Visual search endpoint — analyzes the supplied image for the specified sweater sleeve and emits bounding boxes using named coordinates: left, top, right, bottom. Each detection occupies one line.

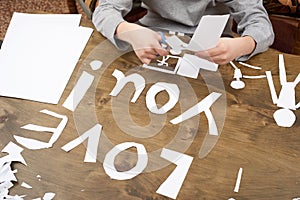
left=92, top=0, right=132, bottom=50
left=221, top=0, right=275, bottom=61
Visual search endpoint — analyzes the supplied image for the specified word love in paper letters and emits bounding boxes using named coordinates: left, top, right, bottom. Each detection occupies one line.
left=13, top=62, right=222, bottom=199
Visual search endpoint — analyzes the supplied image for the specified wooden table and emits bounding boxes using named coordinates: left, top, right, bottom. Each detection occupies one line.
left=0, top=20, right=300, bottom=200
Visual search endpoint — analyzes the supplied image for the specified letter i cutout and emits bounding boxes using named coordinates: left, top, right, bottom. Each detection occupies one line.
left=63, top=60, right=103, bottom=111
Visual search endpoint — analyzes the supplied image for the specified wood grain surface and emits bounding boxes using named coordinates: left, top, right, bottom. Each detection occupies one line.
left=0, top=20, right=299, bottom=200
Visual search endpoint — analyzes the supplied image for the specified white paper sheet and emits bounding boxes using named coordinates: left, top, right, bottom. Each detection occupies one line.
left=187, top=15, right=230, bottom=51
left=21, top=182, right=32, bottom=189
left=0, top=12, right=93, bottom=104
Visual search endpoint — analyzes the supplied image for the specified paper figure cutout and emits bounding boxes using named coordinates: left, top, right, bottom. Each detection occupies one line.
left=234, top=167, right=243, bottom=193
left=156, top=148, right=193, bottom=199
left=63, top=60, right=102, bottom=111
left=143, top=55, right=182, bottom=75
left=265, top=54, right=300, bottom=127
left=229, top=61, right=266, bottom=89
left=110, top=69, right=145, bottom=103
left=103, top=142, right=148, bottom=180
left=14, top=109, right=68, bottom=150
left=170, top=92, right=222, bottom=136
left=229, top=61, right=245, bottom=89
left=146, top=82, right=180, bottom=114
left=61, top=124, right=102, bottom=163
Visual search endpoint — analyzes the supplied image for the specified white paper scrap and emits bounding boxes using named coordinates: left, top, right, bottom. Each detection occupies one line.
left=234, top=167, right=243, bottom=193
left=21, top=182, right=32, bottom=189
left=43, top=192, right=56, bottom=200
left=238, top=62, right=262, bottom=70
left=110, top=69, right=145, bottom=103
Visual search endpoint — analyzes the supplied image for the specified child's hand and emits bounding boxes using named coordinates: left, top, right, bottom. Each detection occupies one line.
left=194, top=36, right=256, bottom=65
left=116, top=22, right=168, bottom=64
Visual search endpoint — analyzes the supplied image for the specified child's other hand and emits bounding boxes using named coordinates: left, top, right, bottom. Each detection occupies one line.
left=116, top=22, right=168, bottom=64
left=194, top=36, right=256, bottom=65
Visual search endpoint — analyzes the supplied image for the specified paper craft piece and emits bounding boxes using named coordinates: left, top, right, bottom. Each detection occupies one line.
left=156, top=148, right=193, bottom=199
left=238, top=62, right=262, bottom=70
left=170, top=92, right=221, bottom=135
left=143, top=56, right=182, bottom=75
left=177, top=54, right=218, bottom=79
left=234, top=168, right=243, bottom=193
left=110, top=69, right=145, bottom=103
left=43, top=192, right=56, bottom=200
left=89, top=60, right=103, bottom=71
left=0, top=142, right=27, bottom=167
left=61, top=124, right=102, bottom=163
left=229, top=61, right=245, bottom=89
left=21, top=182, right=32, bottom=189
left=146, top=82, right=180, bottom=114
left=14, top=109, right=68, bottom=150
left=103, top=142, right=148, bottom=180
left=0, top=142, right=27, bottom=200
left=243, top=75, right=266, bottom=79
left=0, top=12, right=93, bottom=104
left=265, top=54, right=300, bottom=127
left=63, top=71, right=95, bottom=111
left=165, top=35, right=188, bottom=55
left=187, top=15, right=230, bottom=51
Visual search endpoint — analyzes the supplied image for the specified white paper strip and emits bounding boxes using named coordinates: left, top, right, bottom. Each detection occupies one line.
left=21, top=182, right=32, bottom=189
left=238, top=62, right=262, bottom=70
left=234, top=167, right=243, bottom=193
left=278, top=54, right=287, bottom=85
left=265, top=71, right=278, bottom=104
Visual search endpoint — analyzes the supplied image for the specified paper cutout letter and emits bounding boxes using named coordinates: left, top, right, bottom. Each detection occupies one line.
left=63, top=60, right=103, bottom=111
left=61, top=124, right=102, bottom=163
left=156, top=148, right=193, bottom=199
left=265, top=54, right=300, bottom=127
left=146, top=82, right=180, bottom=114
left=14, top=109, right=68, bottom=149
left=110, top=69, right=145, bottom=103
left=103, top=142, right=148, bottom=180
left=170, top=92, right=222, bottom=135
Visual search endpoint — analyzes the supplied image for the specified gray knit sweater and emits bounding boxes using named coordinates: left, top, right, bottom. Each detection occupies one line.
left=92, top=0, right=274, bottom=61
